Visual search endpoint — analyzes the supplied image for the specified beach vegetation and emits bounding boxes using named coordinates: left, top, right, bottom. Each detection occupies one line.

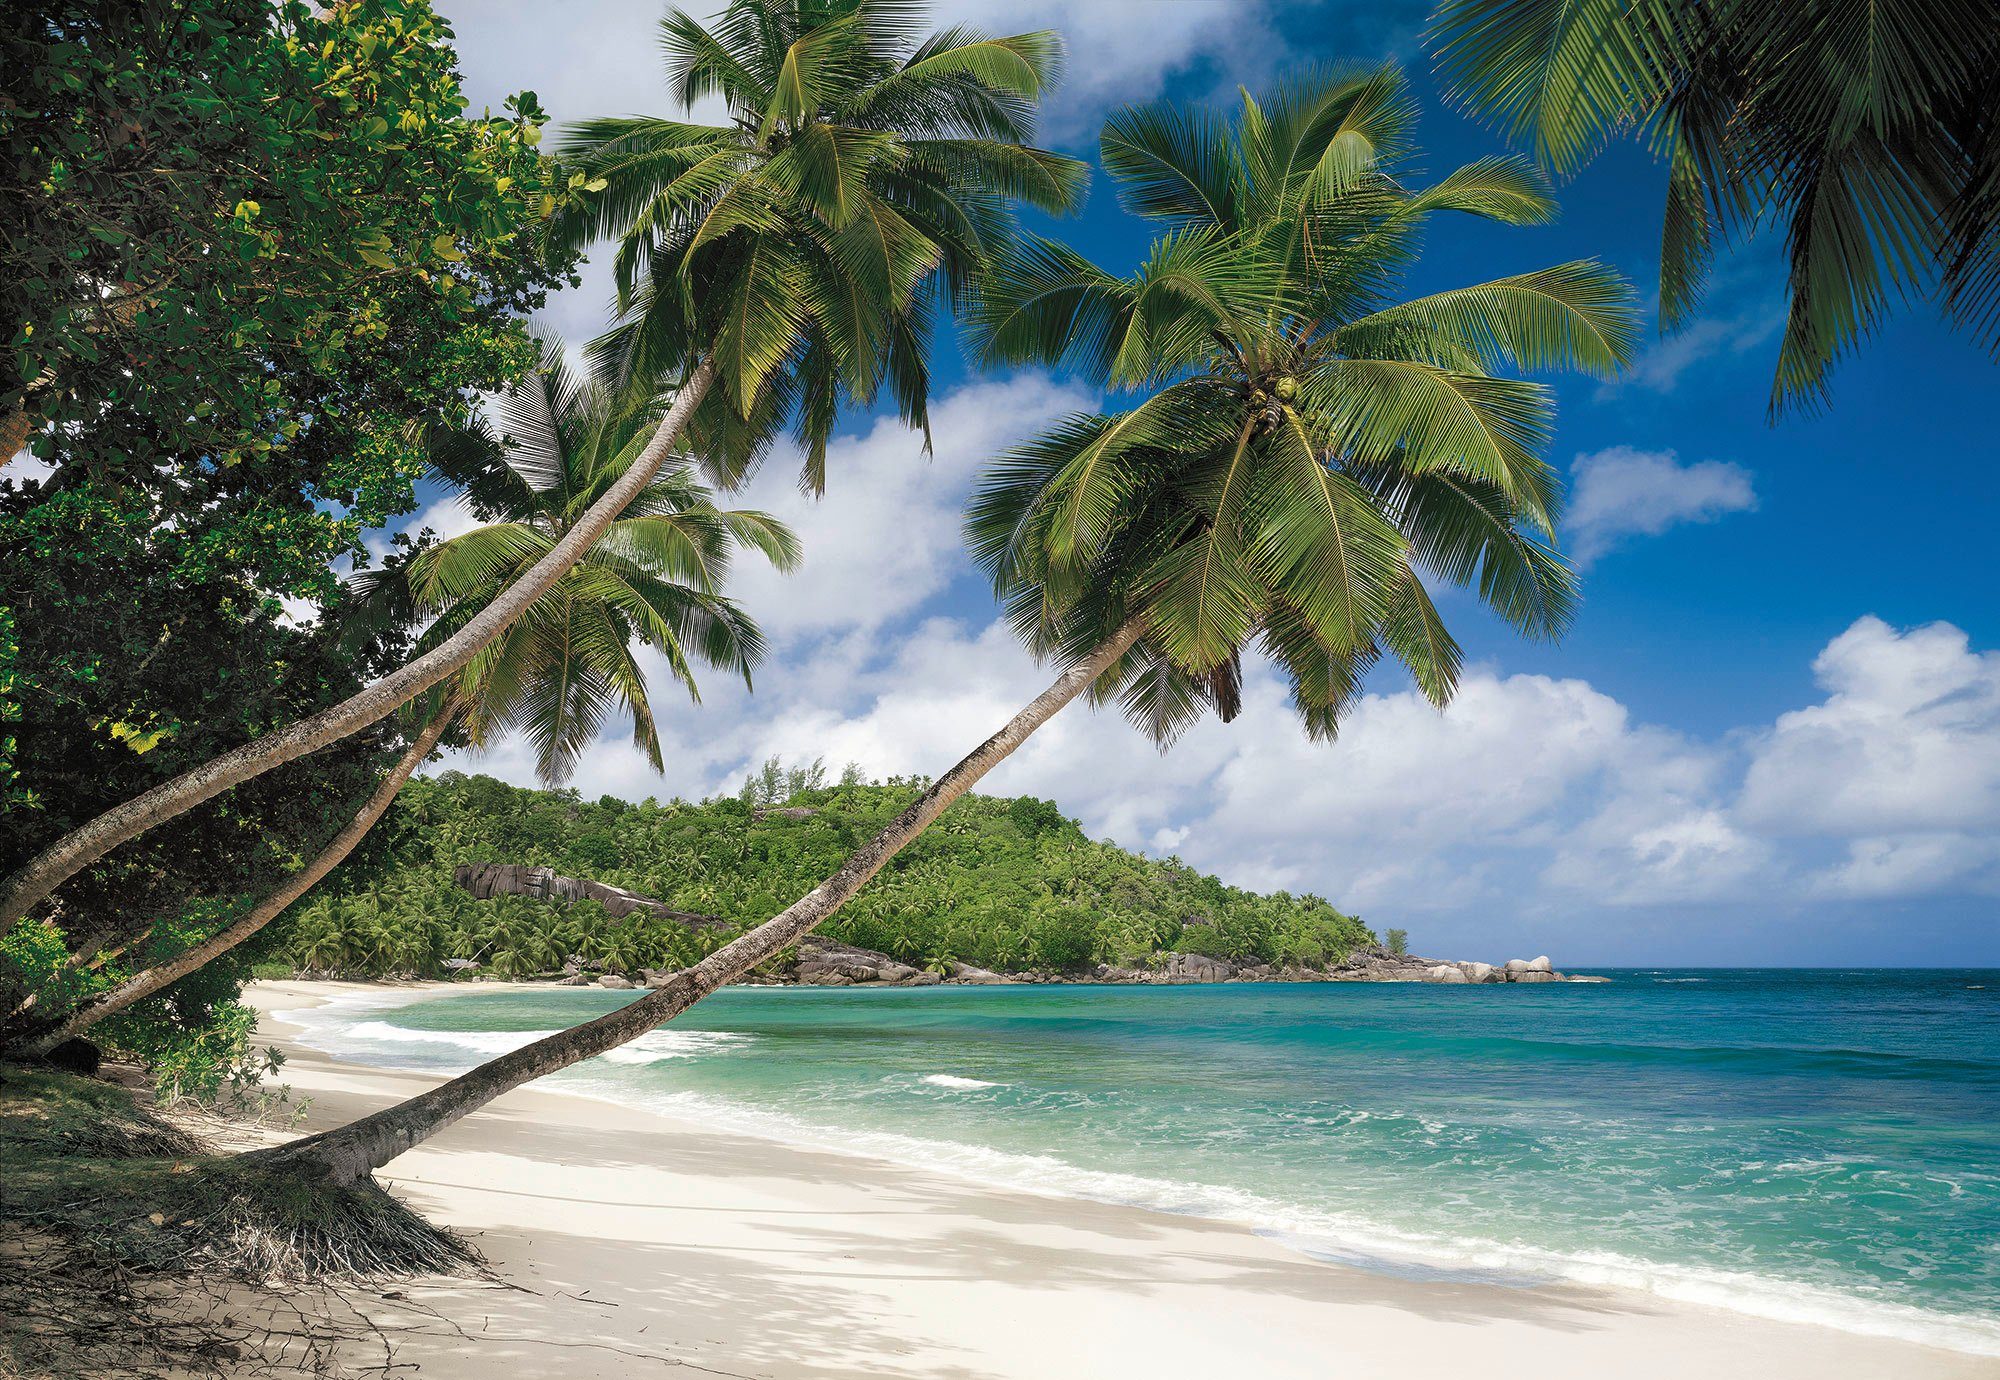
left=2, top=339, right=793, bottom=1064
left=0, top=0, right=1085, bottom=933
left=1, top=0, right=575, bottom=1075
left=243, top=61, right=1631, bottom=1191
left=259, top=769, right=1369, bottom=980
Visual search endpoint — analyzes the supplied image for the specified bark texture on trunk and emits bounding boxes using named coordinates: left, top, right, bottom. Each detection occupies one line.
left=10, top=713, right=453, bottom=1058
left=249, top=620, right=1147, bottom=1187
left=0, top=361, right=716, bottom=930
left=0, top=404, right=34, bottom=468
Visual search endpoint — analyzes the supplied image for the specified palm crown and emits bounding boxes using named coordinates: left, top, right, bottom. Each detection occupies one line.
left=1427, top=0, right=2000, bottom=411
left=359, top=338, right=800, bottom=783
left=555, top=0, right=1089, bottom=493
left=969, top=68, right=1640, bottom=744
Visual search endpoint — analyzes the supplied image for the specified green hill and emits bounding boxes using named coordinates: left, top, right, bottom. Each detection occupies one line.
left=267, top=768, right=1373, bottom=981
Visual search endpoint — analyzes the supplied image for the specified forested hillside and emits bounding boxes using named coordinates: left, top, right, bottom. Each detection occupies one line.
left=267, top=769, right=1373, bottom=980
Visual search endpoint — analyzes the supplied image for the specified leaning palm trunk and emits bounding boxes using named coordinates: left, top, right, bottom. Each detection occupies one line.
left=248, top=619, right=1146, bottom=1186
left=8, top=712, right=455, bottom=1059
left=0, top=361, right=718, bottom=930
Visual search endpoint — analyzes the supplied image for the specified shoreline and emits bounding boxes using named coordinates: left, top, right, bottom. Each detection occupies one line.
left=243, top=979, right=2000, bottom=1379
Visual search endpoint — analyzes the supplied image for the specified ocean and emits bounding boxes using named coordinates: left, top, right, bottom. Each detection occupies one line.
left=286, top=969, right=2000, bottom=1355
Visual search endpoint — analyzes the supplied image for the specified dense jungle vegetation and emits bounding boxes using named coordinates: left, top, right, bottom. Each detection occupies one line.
left=265, top=767, right=1374, bottom=981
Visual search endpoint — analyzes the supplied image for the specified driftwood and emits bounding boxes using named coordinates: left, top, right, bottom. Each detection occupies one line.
left=450, top=864, right=727, bottom=930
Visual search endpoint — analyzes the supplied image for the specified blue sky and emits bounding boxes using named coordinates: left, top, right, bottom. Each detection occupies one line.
left=411, top=0, right=2000, bottom=967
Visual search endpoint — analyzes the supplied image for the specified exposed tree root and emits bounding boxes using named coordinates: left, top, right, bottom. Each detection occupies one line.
left=2, top=1067, right=480, bottom=1378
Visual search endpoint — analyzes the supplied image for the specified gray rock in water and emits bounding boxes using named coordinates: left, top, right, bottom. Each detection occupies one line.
left=1459, top=961, right=1499, bottom=983
left=949, top=962, right=1008, bottom=984
left=1425, top=964, right=1470, bottom=984
left=1527, top=955, right=1553, bottom=972
left=598, top=973, right=636, bottom=989
left=1512, top=970, right=1559, bottom=983
left=1566, top=974, right=1612, bottom=983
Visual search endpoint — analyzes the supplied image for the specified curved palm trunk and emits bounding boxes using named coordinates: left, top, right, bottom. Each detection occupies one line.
left=248, top=619, right=1146, bottom=1186
left=8, top=712, right=454, bottom=1059
left=0, top=360, right=717, bottom=930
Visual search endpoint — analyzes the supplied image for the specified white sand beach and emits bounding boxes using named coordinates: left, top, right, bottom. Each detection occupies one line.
left=240, top=981, right=1999, bottom=1380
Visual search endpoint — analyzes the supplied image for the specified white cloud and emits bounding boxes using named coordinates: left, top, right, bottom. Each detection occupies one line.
left=437, top=593, right=2000, bottom=959
left=1734, top=618, right=2000, bottom=900
left=1603, top=303, right=1786, bottom=397
left=722, top=374, right=1092, bottom=641
left=1741, top=618, right=2000, bottom=838
left=942, top=0, right=1291, bottom=138
left=364, top=489, right=488, bottom=566
left=379, top=241, right=1994, bottom=956
left=1566, top=445, right=1757, bottom=563
left=1813, top=834, right=2000, bottom=901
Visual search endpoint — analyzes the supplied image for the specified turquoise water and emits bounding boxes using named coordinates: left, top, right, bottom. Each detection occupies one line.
left=291, top=970, right=2000, bottom=1353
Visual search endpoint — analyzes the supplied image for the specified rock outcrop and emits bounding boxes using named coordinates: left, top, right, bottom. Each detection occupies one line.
left=1161, top=952, right=1236, bottom=983
left=453, top=863, right=728, bottom=929
left=794, top=937, right=939, bottom=986
left=947, top=962, right=1007, bottom=984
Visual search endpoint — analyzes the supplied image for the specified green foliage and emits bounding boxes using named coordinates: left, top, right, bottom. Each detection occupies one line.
left=0, top=486, right=391, bottom=1028
left=3, top=0, right=576, bottom=596
left=355, top=333, right=798, bottom=781
left=968, top=68, right=1637, bottom=749
left=1426, top=0, right=2000, bottom=409
left=1386, top=927, right=1408, bottom=956
left=269, top=771, right=1373, bottom=978
left=1007, top=795, right=1069, bottom=838
left=0, top=0, right=570, bottom=1091
left=553, top=0, right=1088, bottom=493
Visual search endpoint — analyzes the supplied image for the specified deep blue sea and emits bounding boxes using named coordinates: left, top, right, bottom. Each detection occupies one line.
left=289, top=970, right=2000, bottom=1354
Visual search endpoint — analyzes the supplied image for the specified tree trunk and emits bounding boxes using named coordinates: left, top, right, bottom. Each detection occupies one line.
left=0, top=360, right=717, bottom=930
left=0, top=403, right=34, bottom=469
left=247, top=619, right=1146, bottom=1187
left=8, top=712, right=453, bottom=1059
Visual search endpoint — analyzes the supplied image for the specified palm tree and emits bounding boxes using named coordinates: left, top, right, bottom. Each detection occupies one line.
left=4, top=341, right=797, bottom=1056
left=0, top=0, right=1085, bottom=933
left=244, top=68, right=1633, bottom=1188
left=966, top=68, right=1635, bottom=740
left=1425, top=0, right=2000, bottom=410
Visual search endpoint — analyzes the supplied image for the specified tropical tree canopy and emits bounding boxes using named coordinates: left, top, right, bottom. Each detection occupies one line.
left=969, top=67, right=1639, bottom=745
left=1426, top=0, right=2000, bottom=410
left=552, top=0, right=1090, bottom=492
left=361, top=338, right=802, bottom=783
left=0, top=0, right=1086, bottom=947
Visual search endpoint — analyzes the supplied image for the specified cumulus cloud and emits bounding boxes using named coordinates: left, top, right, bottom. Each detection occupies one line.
left=1566, top=445, right=1757, bottom=563
left=438, top=595, right=2000, bottom=958
left=720, top=375, right=1093, bottom=641
left=940, top=0, right=1409, bottom=139
left=1735, top=618, right=2000, bottom=899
